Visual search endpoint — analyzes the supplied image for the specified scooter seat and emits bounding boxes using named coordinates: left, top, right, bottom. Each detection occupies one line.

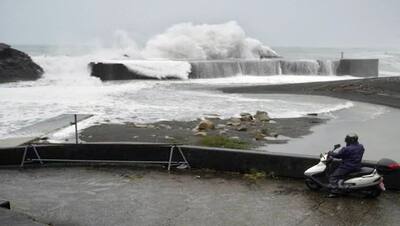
left=347, top=167, right=375, bottom=177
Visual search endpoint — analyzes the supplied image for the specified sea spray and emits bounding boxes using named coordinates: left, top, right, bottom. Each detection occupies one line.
left=280, top=60, right=320, bottom=75
left=142, top=21, right=279, bottom=60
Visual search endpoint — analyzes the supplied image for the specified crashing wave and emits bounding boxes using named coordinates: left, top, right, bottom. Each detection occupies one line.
left=142, top=21, right=279, bottom=60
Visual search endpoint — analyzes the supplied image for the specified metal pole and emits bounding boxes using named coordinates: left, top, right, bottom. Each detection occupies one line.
left=341, top=51, right=344, bottom=59
left=20, top=146, right=28, bottom=167
left=74, top=114, right=78, bottom=144
left=32, top=145, right=43, bottom=165
left=177, top=146, right=190, bottom=168
left=168, top=146, right=174, bottom=172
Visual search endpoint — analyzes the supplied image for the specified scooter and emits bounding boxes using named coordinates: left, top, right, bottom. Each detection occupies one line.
left=304, top=144, right=400, bottom=198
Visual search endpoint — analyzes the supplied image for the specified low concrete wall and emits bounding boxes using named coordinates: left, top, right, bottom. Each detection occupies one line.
left=90, top=63, right=159, bottom=80
left=0, top=143, right=398, bottom=189
left=0, top=143, right=173, bottom=166
left=181, top=145, right=318, bottom=178
left=90, top=59, right=379, bottom=80
left=337, top=59, right=379, bottom=77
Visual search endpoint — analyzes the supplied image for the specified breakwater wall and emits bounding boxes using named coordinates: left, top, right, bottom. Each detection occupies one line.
left=337, top=59, right=379, bottom=77
left=89, top=63, right=160, bottom=80
left=89, top=59, right=378, bottom=80
left=0, top=143, right=398, bottom=189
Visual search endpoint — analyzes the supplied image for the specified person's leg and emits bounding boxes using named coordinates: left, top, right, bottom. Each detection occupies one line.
left=328, top=167, right=352, bottom=197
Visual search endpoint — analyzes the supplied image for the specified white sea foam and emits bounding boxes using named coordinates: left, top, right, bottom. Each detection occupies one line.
left=379, top=71, right=400, bottom=77
left=20, top=21, right=280, bottom=81
left=183, top=75, right=359, bottom=85
left=0, top=75, right=358, bottom=139
left=33, top=55, right=102, bottom=86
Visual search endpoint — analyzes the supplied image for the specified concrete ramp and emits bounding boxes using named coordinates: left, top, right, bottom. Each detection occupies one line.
left=0, top=137, right=38, bottom=148
left=0, top=114, right=93, bottom=148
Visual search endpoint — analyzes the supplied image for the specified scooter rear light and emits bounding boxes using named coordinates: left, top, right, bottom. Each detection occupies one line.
left=388, top=163, right=400, bottom=170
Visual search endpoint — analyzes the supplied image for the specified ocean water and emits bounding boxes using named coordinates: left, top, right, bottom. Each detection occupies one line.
left=258, top=94, right=400, bottom=161
left=1, top=44, right=399, bottom=140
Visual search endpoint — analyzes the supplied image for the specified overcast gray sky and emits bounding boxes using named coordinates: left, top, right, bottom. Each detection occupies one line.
left=1, top=0, right=399, bottom=47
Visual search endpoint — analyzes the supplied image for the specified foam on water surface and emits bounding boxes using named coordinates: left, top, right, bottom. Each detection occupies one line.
left=0, top=73, right=358, bottom=139
left=184, top=75, right=358, bottom=85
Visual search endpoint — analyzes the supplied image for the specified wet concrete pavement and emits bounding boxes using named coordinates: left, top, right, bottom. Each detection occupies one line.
left=0, top=207, right=46, bottom=226
left=0, top=166, right=399, bottom=226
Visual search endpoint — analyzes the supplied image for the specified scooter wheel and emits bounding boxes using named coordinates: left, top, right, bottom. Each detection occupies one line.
left=364, top=186, right=382, bottom=198
left=305, top=179, right=322, bottom=191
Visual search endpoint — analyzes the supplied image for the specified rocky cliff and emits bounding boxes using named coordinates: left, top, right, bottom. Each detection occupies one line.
left=0, top=43, right=43, bottom=83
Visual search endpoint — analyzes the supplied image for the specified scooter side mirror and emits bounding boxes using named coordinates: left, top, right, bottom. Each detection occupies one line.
left=334, top=144, right=341, bottom=149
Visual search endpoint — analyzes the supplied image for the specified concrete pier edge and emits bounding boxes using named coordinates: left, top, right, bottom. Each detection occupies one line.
left=90, top=58, right=379, bottom=80
left=0, top=142, right=398, bottom=189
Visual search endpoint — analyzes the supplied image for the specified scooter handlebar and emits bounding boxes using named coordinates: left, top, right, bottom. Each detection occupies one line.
left=326, top=152, right=334, bottom=162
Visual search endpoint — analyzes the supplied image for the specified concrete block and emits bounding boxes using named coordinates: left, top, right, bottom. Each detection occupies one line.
left=0, top=200, right=10, bottom=209
left=337, top=59, right=379, bottom=77
left=90, top=63, right=159, bottom=80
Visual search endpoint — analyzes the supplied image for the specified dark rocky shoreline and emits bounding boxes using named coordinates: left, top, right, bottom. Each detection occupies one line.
left=221, top=77, right=400, bottom=109
left=81, top=115, right=326, bottom=149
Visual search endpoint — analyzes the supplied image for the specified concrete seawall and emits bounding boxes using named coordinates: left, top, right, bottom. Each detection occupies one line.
left=337, top=59, right=379, bottom=77
left=89, top=63, right=160, bottom=80
left=89, top=59, right=378, bottom=81
left=0, top=143, right=398, bottom=189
